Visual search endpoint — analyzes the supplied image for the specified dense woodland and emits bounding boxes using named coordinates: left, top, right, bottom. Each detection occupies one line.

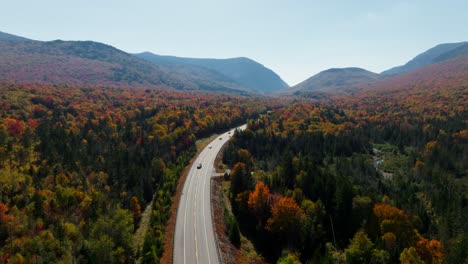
left=0, top=83, right=272, bottom=263
left=223, top=83, right=467, bottom=263
left=0, top=78, right=466, bottom=264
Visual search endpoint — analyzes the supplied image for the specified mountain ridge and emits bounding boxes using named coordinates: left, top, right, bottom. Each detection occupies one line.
left=0, top=39, right=258, bottom=94
left=367, top=53, right=468, bottom=94
left=381, top=41, right=468, bottom=75
left=0, top=31, right=33, bottom=42
left=1, top=31, right=466, bottom=96
left=288, top=41, right=468, bottom=96
left=285, top=67, right=381, bottom=94
left=0, top=31, right=287, bottom=94
left=135, top=52, right=289, bottom=94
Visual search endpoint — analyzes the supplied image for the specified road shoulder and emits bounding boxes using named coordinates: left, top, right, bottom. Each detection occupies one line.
left=160, top=133, right=221, bottom=264
left=211, top=176, right=267, bottom=264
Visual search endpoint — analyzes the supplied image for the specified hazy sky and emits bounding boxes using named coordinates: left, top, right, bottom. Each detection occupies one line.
left=2, top=0, right=467, bottom=85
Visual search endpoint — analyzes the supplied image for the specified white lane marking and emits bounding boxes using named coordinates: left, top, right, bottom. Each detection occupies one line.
left=202, top=150, right=212, bottom=264
left=202, top=132, right=236, bottom=263
left=183, top=165, right=196, bottom=264
left=179, top=125, right=245, bottom=263
left=183, top=150, right=206, bottom=264
left=194, top=165, right=200, bottom=264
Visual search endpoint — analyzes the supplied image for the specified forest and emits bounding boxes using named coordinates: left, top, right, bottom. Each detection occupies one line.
left=223, top=83, right=467, bottom=263
left=0, top=83, right=273, bottom=263
left=0, top=80, right=466, bottom=264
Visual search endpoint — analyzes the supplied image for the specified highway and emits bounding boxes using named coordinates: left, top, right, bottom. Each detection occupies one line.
left=174, top=124, right=247, bottom=264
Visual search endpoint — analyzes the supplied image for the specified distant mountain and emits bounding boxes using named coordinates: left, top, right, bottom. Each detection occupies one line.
left=0, top=39, right=165, bottom=87
left=0, top=35, right=253, bottom=93
left=135, top=52, right=289, bottom=94
left=382, top=42, right=468, bottom=75
left=0, top=31, right=33, bottom=42
left=286, top=67, right=381, bottom=94
left=433, top=43, right=468, bottom=63
left=356, top=53, right=468, bottom=96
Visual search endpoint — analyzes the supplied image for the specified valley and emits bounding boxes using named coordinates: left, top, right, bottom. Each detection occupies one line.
left=0, top=29, right=466, bottom=264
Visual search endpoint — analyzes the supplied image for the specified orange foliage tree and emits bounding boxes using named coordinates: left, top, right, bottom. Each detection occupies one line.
left=416, top=237, right=444, bottom=264
left=248, top=181, right=272, bottom=225
left=130, top=196, right=142, bottom=220
left=266, top=196, right=305, bottom=246
left=373, top=203, right=419, bottom=249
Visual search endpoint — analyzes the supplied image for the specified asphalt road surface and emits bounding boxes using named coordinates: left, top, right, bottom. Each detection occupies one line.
left=174, top=125, right=247, bottom=264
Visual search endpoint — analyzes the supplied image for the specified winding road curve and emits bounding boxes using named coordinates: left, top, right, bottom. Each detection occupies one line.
left=174, top=125, right=246, bottom=264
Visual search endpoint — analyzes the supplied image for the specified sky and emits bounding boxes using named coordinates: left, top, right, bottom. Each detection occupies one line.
left=2, top=0, right=467, bottom=86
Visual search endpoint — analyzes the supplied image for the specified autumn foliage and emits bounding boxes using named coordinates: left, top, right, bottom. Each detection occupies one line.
left=247, top=181, right=272, bottom=223
left=266, top=196, right=305, bottom=238
left=1, top=58, right=466, bottom=263
left=0, top=83, right=271, bottom=263
left=373, top=203, right=419, bottom=248
left=223, top=77, right=465, bottom=262
left=416, top=237, right=444, bottom=264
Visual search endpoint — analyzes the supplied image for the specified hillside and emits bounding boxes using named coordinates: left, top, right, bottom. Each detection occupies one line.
left=0, top=39, right=161, bottom=87
left=0, top=31, right=33, bottom=42
left=222, top=61, right=467, bottom=263
left=288, top=42, right=468, bottom=97
left=286, top=67, right=381, bottom=95
left=135, top=52, right=289, bottom=94
left=358, top=53, right=468, bottom=96
left=382, top=41, right=468, bottom=75
left=0, top=39, right=258, bottom=93
left=0, top=82, right=272, bottom=263
left=0, top=32, right=270, bottom=94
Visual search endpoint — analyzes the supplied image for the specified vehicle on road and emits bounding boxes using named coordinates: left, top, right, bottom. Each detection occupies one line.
left=219, top=137, right=222, bottom=140
left=209, top=146, right=212, bottom=149
left=174, top=124, right=246, bottom=264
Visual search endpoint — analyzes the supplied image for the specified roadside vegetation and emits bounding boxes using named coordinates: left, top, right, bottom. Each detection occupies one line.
left=0, top=80, right=465, bottom=264
left=0, top=83, right=269, bottom=263
left=223, top=84, right=467, bottom=263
